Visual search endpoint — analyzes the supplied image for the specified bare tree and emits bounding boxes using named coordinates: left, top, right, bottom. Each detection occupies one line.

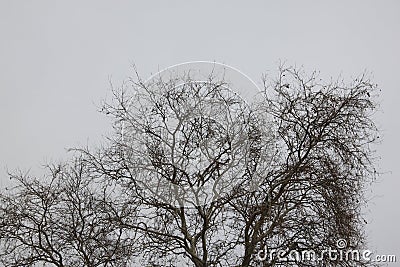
left=0, top=157, right=137, bottom=267
left=0, top=65, right=379, bottom=267
left=226, top=67, right=379, bottom=266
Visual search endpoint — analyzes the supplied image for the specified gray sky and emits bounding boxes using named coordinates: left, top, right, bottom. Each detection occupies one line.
left=1, top=0, right=399, bottom=262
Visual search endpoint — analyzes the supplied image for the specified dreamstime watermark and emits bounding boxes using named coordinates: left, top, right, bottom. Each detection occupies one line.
left=121, top=61, right=272, bottom=208
left=257, top=239, right=396, bottom=264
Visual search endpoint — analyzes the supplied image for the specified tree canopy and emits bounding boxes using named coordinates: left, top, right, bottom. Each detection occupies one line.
left=0, top=65, right=380, bottom=267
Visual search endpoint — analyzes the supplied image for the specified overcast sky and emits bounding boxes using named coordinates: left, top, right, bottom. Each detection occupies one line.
left=1, top=0, right=399, bottom=262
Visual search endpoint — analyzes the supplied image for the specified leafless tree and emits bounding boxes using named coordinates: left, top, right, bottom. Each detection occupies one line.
left=226, top=67, right=380, bottom=266
left=0, top=157, right=137, bottom=267
left=0, top=65, right=379, bottom=267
